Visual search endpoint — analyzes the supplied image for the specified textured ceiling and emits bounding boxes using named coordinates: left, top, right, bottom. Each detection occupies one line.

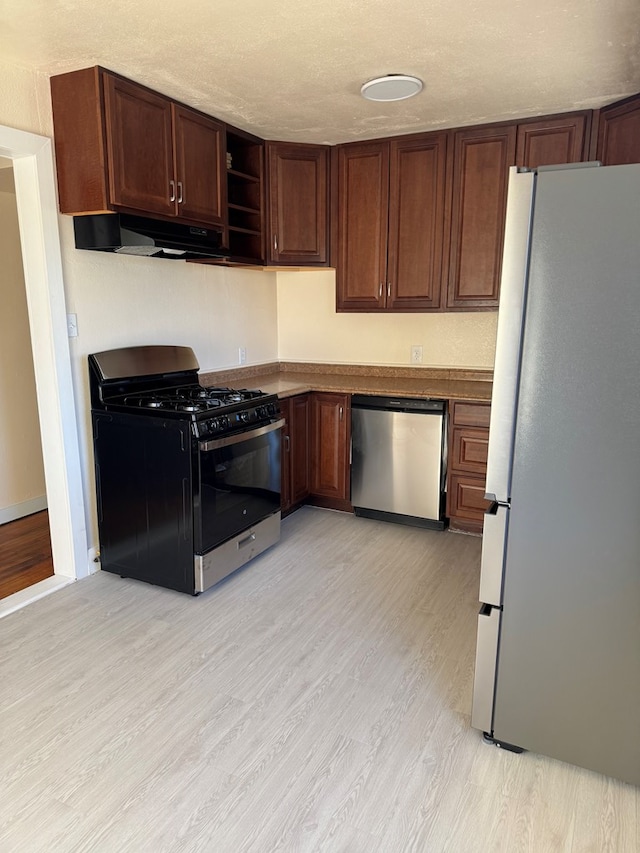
left=2, top=0, right=639, bottom=144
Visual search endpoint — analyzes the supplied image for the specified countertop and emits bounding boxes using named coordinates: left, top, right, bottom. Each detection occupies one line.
left=201, top=362, right=492, bottom=403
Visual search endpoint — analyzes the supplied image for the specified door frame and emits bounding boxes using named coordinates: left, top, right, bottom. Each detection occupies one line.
left=0, top=123, right=88, bottom=613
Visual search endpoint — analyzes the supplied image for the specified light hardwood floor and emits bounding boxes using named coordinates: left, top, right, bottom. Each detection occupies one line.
left=1, top=507, right=637, bottom=852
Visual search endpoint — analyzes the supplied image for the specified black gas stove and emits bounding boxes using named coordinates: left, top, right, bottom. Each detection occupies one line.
left=89, top=346, right=280, bottom=440
left=88, top=345, right=284, bottom=595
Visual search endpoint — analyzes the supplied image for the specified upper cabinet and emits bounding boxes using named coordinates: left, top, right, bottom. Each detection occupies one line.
left=51, top=67, right=226, bottom=228
left=446, top=124, right=516, bottom=310
left=225, top=126, right=266, bottom=263
left=445, top=112, right=591, bottom=310
left=266, top=142, right=329, bottom=265
left=334, top=141, right=389, bottom=310
left=596, top=93, right=640, bottom=165
left=515, top=112, right=591, bottom=168
left=335, top=132, right=447, bottom=311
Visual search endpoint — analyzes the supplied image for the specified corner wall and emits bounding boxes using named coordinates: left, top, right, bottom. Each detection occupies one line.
left=276, top=270, right=498, bottom=367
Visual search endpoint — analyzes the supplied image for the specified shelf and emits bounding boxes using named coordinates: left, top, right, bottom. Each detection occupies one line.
left=227, top=168, right=260, bottom=183
left=229, top=224, right=261, bottom=236
left=228, top=201, right=261, bottom=215
left=225, top=126, right=265, bottom=263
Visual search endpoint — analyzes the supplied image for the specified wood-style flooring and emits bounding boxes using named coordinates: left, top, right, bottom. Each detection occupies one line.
left=0, top=507, right=637, bottom=851
left=0, top=510, right=53, bottom=600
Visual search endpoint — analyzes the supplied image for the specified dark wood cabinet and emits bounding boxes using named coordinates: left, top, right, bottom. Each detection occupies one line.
left=309, top=392, right=351, bottom=507
left=103, top=73, right=176, bottom=217
left=335, top=142, right=389, bottom=310
left=266, top=142, right=329, bottom=265
left=516, top=112, right=591, bottom=168
left=280, top=394, right=310, bottom=515
left=447, top=400, right=491, bottom=533
left=387, top=134, right=448, bottom=310
left=446, top=124, right=517, bottom=310
left=51, top=67, right=226, bottom=228
left=596, top=93, right=640, bottom=165
left=225, top=126, right=265, bottom=262
left=172, top=105, right=226, bottom=227
left=335, top=133, right=447, bottom=311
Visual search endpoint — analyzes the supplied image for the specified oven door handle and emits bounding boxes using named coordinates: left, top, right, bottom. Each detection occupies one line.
left=198, top=418, right=285, bottom=452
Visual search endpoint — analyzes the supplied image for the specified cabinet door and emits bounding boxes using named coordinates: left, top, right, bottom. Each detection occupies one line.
left=267, top=143, right=329, bottom=265
left=446, top=125, right=517, bottom=309
left=596, top=93, right=640, bottom=165
left=173, top=105, right=226, bottom=227
left=387, top=133, right=448, bottom=310
left=280, top=398, right=292, bottom=513
left=310, top=393, right=350, bottom=500
left=335, top=142, right=389, bottom=311
left=103, top=73, right=175, bottom=217
left=516, top=113, right=590, bottom=168
left=290, top=394, right=311, bottom=505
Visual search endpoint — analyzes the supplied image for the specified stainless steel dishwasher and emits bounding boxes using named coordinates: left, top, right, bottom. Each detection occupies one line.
left=351, top=394, right=447, bottom=529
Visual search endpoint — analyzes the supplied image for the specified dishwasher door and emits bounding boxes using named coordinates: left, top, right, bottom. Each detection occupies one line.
left=351, top=395, right=446, bottom=528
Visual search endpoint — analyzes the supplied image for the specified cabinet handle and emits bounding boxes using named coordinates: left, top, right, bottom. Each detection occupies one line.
left=379, top=282, right=383, bottom=298
left=169, top=180, right=176, bottom=203
left=387, top=281, right=391, bottom=299
left=284, top=435, right=290, bottom=452
left=274, top=234, right=278, bottom=253
left=339, top=406, right=344, bottom=421
left=177, top=181, right=184, bottom=204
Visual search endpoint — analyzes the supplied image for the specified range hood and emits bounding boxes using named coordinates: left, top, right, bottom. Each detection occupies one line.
left=73, top=213, right=230, bottom=260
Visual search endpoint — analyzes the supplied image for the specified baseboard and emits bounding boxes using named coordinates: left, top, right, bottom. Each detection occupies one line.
left=0, top=496, right=48, bottom=526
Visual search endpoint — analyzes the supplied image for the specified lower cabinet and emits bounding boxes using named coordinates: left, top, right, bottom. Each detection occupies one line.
left=280, top=394, right=310, bottom=516
left=309, top=392, right=352, bottom=509
left=447, top=400, right=492, bottom=533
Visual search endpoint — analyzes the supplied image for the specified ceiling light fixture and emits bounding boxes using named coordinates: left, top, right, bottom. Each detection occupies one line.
left=360, top=74, right=423, bottom=102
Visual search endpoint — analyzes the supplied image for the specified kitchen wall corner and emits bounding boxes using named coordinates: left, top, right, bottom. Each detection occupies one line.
left=276, top=269, right=499, bottom=368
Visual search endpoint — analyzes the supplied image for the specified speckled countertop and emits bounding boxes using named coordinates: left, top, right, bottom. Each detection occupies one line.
left=201, top=361, right=492, bottom=403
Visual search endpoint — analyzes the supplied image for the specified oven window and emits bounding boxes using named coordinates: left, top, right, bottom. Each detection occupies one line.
left=195, top=428, right=281, bottom=553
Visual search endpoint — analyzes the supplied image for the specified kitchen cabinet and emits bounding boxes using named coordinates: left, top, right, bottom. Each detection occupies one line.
left=280, top=394, right=310, bottom=515
left=447, top=400, right=491, bottom=533
left=516, top=112, right=591, bottom=168
left=309, top=392, right=351, bottom=508
left=226, top=126, right=266, bottom=262
left=50, top=67, right=226, bottom=227
left=266, top=142, right=329, bottom=265
left=335, top=132, right=447, bottom=311
left=595, top=93, right=640, bottom=165
left=446, top=124, right=517, bottom=310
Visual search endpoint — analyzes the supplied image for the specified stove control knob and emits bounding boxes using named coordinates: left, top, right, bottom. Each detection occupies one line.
left=267, top=403, right=278, bottom=416
left=256, top=406, right=266, bottom=418
left=239, top=411, right=250, bottom=423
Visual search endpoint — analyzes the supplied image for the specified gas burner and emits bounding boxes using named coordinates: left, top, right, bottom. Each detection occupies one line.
left=146, top=400, right=164, bottom=408
left=180, top=403, right=204, bottom=412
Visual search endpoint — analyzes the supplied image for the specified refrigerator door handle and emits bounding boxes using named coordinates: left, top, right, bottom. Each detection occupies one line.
left=471, top=603, right=502, bottom=734
left=485, top=167, right=536, bottom=503
left=479, top=502, right=508, bottom=606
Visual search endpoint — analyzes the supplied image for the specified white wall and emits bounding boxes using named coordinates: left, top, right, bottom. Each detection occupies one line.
left=0, top=166, right=47, bottom=517
left=277, top=270, right=498, bottom=368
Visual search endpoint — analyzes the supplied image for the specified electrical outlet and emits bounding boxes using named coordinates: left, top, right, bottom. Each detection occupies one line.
left=238, top=347, right=247, bottom=365
left=411, top=345, right=423, bottom=364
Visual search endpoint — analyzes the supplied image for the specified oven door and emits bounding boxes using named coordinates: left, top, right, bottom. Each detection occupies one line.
left=194, top=419, right=284, bottom=554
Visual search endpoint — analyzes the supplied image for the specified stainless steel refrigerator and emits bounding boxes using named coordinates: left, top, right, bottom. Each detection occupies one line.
left=471, top=162, right=640, bottom=787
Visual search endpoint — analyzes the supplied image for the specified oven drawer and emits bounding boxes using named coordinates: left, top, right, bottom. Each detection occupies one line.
left=194, top=511, right=281, bottom=592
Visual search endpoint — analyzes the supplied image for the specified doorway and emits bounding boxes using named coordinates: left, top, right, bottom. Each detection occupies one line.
left=0, top=159, right=53, bottom=599
left=0, top=124, right=87, bottom=617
